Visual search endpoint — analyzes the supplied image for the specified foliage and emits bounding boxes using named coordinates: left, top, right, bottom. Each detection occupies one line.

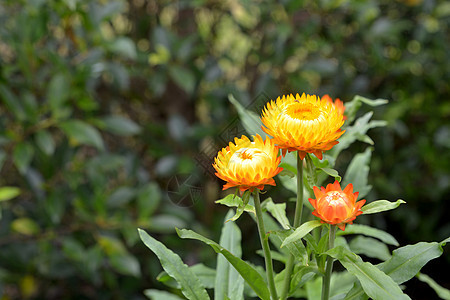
left=0, top=0, right=449, bottom=299
left=139, top=95, right=449, bottom=300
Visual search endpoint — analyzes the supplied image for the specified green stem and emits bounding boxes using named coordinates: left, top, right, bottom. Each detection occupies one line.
left=254, top=189, right=278, bottom=300
left=322, top=225, right=337, bottom=300
left=280, top=151, right=304, bottom=299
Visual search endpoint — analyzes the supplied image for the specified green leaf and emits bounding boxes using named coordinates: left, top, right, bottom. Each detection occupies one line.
left=305, top=276, right=322, bottom=300
left=35, top=130, right=55, bottom=156
left=343, top=281, right=368, bottom=300
left=215, top=210, right=244, bottom=300
left=138, top=229, right=210, bottom=300
left=101, top=116, right=141, bottom=136
left=273, top=230, right=308, bottom=264
left=107, top=186, right=136, bottom=208
left=109, top=37, right=137, bottom=59
left=416, top=273, right=450, bottom=300
left=361, top=199, right=406, bottom=215
left=290, top=266, right=320, bottom=292
left=337, top=224, right=399, bottom=246
left=329, top=271, right=360, bottom=299
left=343, top=148, right=372, bottom=199
left=110, top=253, right=141, bottom=277
left=281, top=220, right=323, bottom=248
left=215, top=194, right=255, bottom=214
left=13, top=142, right=34, bottom=174
left=11, top=218, right=40, bottom=236
left=265, top=198, right=290, bottom=230
left=216, top=193, right=254, bottom=222
left=137, top=182, right=161, bottom=221
left=144, top=289, right=184, bottom=300
left=345, top=95, right=388, bottom=124
left=305, top=154, right=317, bottom=189
left=349, top=236, right=391, bottom=261
left=344, top=241, right=448, bottom=299
left=0, top=84, right=26, bottom=120
left=326, top=246, right=410, bottom=300
left=191, top=264, right=216, bottom=289
left=60, top=120, right=105, bottom=150
left=157, top=264, right=216, bottom=289
left=331, top=112, right=387, bottom=158
left=320, top=167, right=341, bottom=182
left=169, top=66, right=196, bottom=94
left=47, top=73, right=70, bottom=113
left=228, top=94, right=266, bottom=137
left=0, top=187, right=21, bottom=202
left=176, top=228, right=270, bottom=300
left=377, top=241, right=445, bottom=284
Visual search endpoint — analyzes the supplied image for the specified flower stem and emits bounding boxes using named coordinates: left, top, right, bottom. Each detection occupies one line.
left=280, top=151, right=304, bottom=299
left=322, top=225, right=337, bottom=300
left=254, top=189, right=278, bottom=300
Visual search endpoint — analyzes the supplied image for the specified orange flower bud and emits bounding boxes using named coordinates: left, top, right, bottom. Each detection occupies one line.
left=321, top=94, right=346, bottom=120
left=308, top=181, right=366, bottom=231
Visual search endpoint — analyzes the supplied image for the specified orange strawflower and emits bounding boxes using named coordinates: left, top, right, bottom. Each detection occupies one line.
left=261, top=93, right=345, bottom=160
left=308, top=181, right=366, bottom=231
left=213, top=134, right=283, bottom=192
left=321, top=94, right=346, bottom=119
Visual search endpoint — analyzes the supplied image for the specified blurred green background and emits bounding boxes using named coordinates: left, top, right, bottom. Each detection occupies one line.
left=0, top=0, right=448, bottom=299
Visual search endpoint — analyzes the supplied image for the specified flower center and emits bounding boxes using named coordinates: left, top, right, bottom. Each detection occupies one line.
left=238, top=149, right=254, bottom=160
left=324, top=191, right=347, bottom=205
left=228, top=147, right=271, bottom=170
left=285, top=102, right=321, bottom=121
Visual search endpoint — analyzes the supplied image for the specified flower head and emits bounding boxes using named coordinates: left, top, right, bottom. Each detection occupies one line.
left=308, top=181, right=366, bottom=231
left=213, top=134, right=283, bottom=192
left=321, top=94, right=346, bottom=119
left=261, top=93, right=345, bottom=160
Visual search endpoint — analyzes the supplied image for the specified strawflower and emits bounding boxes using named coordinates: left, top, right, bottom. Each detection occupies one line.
left=308, top=181, right=366, bottom=231
left=261, top=93, right=345, bottom=159
left=321, top=94, right=346, bottom=119
left=213, top=134, right=283, bottom=192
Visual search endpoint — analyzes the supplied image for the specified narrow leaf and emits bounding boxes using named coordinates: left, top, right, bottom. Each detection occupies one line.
left=48, top=73, right=70, bottom=112
left=265, top=199, right=290, bottom=229
left=138, top=229, right=210, bottom=300
left=349, top=236, right=391, bottom=261
left=228, top=94, right=266, bottom=137
left=345, top=241, right=448, bottom=299
left=176, top=228, right=271, bottom=300
left=305, top=154, right=317, bottom=189
left=215, top=210, right=244, bottom=300
left=35, top=130, right=55, bottom=156
left=273, top=230, right=308, bottom=264
left=281, top=220, right=323, bottom=248
left=11, top=218, right=40, bottom=236
left=361, top=199, right=406, bottom=215
left=144, top=289, right=184, bottom=300
left=343, top=148, right=372, bottom=199
left=416, top=273, right=450, bottom=300
left=215, top=194, right=255, bottom=214
left=345, top=95, right=388, bottom=124
left=327, top=246, right=410, bottom=300
left=337, top=224, right=399, bottom=246
left=60, top=120, right=105, bottom=150
left=377, top=241, right=445, bottom=284
left=158, top=264, right=216, bottom=290
left=0, top=187, right=21, bottom=202
left=320, top=168, right=341, bottom=182
left=101, top=116, right=141, bottom=136
left=331, top=112, right=386, bottom=158
left=13, top=142, right=34, bottom=174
